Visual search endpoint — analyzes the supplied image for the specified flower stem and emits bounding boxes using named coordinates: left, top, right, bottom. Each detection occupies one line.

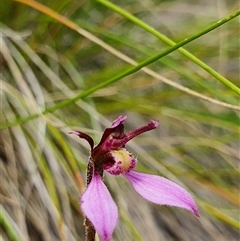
left=84, top=159, right=104, bottom=241
left=85, top=218, right=96, bottom=241
left=85, top=160, right=96, bottom=241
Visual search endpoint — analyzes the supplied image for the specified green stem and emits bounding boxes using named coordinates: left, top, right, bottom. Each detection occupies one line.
left=97, top=0, right=240, bottom=95
left=0, top=208, right=20, bottom=241
left=2, top=8, right=240, bottom=130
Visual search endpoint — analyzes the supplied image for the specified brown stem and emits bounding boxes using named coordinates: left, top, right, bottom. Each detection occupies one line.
left=85, top=217, right=96, bottom=241
left=84, top=158, right=103, bottom=241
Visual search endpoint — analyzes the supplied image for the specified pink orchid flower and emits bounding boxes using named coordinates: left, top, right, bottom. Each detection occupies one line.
left=70, top=115, right=199, bottom=241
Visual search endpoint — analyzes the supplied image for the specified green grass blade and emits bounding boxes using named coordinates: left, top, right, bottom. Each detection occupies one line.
left=0, top=207, right=21, bottom=241
left=2, top=7, right=240, bottom=130
left=97, top=0, right=240, bottom=95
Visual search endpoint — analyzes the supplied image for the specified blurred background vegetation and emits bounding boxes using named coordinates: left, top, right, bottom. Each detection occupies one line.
left=1, top=0, right=239, bottom=240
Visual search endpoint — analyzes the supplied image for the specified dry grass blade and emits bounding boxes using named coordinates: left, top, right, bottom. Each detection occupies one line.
left=7, top=0, right=240, bottom=112
left=2, top=1, right=239, bottom=241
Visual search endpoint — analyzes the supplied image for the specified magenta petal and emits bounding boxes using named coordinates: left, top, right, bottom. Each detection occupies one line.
left=111, top=115, right=127, bottom=128
left=69, top=131, right=94, bottom=151
left=93, top=116, right=127, bottom=155
left=124, top=171, right=199, bottom=217
left=81, top=173, right=118, bottom=241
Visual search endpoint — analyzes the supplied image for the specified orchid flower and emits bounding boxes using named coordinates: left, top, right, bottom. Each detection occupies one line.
left=69, top=115, right=199, bottom=241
